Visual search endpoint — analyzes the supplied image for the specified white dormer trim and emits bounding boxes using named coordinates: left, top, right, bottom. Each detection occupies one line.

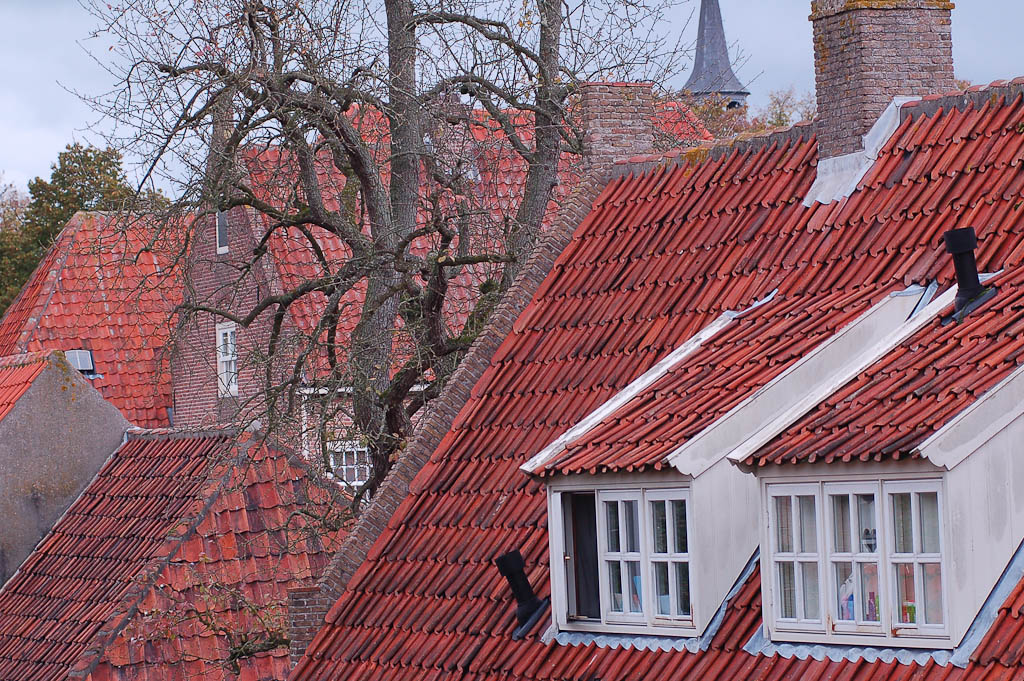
left=666, top=284, right=951, bottom=477
left=915, top=362, right=1024, bottom=470
left=520, top=314, right=734, bottom=475
left=520, top=290, right=778, bottom=475
left=804, top=96, right=920, bottom=207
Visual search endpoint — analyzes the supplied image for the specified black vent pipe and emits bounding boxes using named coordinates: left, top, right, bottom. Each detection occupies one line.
left=495, top=549, right=550, bottom=640
left=943, top=227, right=986, bottom=313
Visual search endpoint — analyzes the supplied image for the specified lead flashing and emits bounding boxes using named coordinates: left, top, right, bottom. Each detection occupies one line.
left=804, top=96, right=919, bottom=206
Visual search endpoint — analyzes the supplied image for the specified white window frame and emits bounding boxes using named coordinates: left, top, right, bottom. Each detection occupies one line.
left=329, top=439, right=371, bottom=486
left=216, top=210, right=229, bottom=254
left=549, top=479, right=696, bottom=637
left=767, top=483, right=823, bottom=631
left=215, top=321, right=238, bottom=397
left=884, top=480, right=947, bottom=634
left=765, top=477, right=948, bottom=644
left=824, top=482, right=884, bottom=635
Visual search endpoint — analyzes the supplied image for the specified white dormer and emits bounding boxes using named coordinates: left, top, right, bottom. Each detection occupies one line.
left=535, top=283, right=948, bottom=643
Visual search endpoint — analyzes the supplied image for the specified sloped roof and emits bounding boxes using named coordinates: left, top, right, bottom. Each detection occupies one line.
left=0, top=430, right=344, bottom=681
left=290, top=80, right=1024, bottom=681
left=238, top=103, right=711, bottom=360
left=747, top=266, right=1024, bottom=467
left=0, top=351, right=50, bottom=422
left=0, top=212, right=178, bottom=428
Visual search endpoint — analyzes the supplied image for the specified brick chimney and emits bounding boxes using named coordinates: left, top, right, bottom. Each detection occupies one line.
left=579, top=82, right=657, bottom=166
left=811, top=0, right=955, bottom=160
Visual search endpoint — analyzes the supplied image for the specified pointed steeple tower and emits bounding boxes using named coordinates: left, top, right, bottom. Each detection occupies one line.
left=684, top=0, right=749, bottom=108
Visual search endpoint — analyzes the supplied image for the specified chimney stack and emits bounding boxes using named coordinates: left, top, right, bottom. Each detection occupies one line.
left=579, top=82, right=657, bottom=167
left=811, top=0, right=955, bottom=160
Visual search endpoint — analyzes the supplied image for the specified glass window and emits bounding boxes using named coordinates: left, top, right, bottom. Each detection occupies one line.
left=886, top=482, right=944, bottom=628
left=558, top=486, right=693, bottom=631
left=768, top=479, right=946, bottom=641
left=328, top=440, right=371, bottom=485
left=770, top=487, right=821, bottom=625
left=216, top=210, right=229, bottom=253
left=215, top=322, right=238, bottom=396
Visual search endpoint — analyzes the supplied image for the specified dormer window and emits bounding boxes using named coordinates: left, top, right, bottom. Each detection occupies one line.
left=215, top=321, right=238, bottom=396
left=216, top=210, right=229, bottom=254
left=764, top=477, right=947, bottom=644
left=549, top=480, right=695, bottom=636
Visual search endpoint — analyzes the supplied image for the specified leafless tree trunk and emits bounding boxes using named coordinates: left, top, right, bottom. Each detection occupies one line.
left=84, top=0, right=692, bottom=505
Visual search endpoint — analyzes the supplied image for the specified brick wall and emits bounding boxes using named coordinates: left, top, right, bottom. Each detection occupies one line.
left=579, top=82, right=657, bottom=165
left=170, top=206, right=278, bottom=428
left=285, top=82, right=659, bottom=667
left=811, top=0, right=955, bottom=159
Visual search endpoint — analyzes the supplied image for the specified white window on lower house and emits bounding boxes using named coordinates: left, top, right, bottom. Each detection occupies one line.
left=766, top=478, right=946, bottom=644
left=329, top=440, right=370, bottom=486
left=215, top=322, right=238, bottom=397
left=552, top=484, right=694, bottom=635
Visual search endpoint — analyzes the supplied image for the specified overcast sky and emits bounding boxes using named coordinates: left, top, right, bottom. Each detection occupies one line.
left=1, top=1, right=1021, bottom=192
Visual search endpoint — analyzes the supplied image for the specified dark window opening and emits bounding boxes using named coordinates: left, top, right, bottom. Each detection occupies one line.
left=566, top=492, right=600, bottom=619
left=216, top=211, right=229, bottom=252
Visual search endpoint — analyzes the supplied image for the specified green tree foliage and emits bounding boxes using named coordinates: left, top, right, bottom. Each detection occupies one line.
left=0, top=144, right=151, bottom=317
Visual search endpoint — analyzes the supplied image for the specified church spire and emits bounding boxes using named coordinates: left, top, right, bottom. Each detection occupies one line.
left=684, top=0, right=748, bottom=108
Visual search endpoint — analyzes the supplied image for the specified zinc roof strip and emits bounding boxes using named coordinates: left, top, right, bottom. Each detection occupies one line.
left=519, top=290, right=779, bottom=475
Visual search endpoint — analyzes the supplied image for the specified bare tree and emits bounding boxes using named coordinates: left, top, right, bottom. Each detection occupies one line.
left=83, top=0, right=692, bottom=505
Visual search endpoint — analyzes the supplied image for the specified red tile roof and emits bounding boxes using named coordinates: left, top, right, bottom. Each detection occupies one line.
left=746, top=267, right=1024, bottom=467
left=239, top=103, right=710, bottom=368
left=539, top=284, right=895, bottom=476
left=0, top=430, right=345, bottom=681
left=0, top=212, right=178, bottom=428
left=0, top=351, right=51, bottom=422
left=290, top=81, right=1024, bottom=681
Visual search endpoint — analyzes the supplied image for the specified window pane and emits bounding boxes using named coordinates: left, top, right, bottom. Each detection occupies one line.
left=778, top=562, right=796, bottom=618
left=832, top=495, right=852, bottom=553
left=801, top=562, right=819, bottom=620
left=654, top=561, right=670, bottom=615
left=920, top=492, right=940, bottom=553
left=924, top=563, right=943, bottom=624
left=624, top=501, right=640, bottom=553
left=675, top=563, right=691, bottom=617
left=627, top=561, right=642, bottom=613
left=775, top=496, right=793, bottom=553
left=673, top=500, right=688, bottom=553
left=892, top=493, right=913, bottom=554
left=568, top=493, right=600, bottom=619
left=857, top=493, right=877, bottom=553
left=835, top=562, right=854, bottom=620
left=896, top=563, right=917, bottom=624
left=606, top=502, right=620, bottom=552
left=860, top=563, right=880, bottom=622
left=651, top=501, right=667, bottom=554
left=798, top=496, right=817, bottom=553
left=608, top=561, right=623, bottom=612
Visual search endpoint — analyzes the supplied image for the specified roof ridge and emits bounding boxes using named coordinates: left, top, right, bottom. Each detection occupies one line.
left=68, top=435, right=241, bottom=680
left=123, top=424, right=238, bottom=441
left=17, top=215, right=86, bottom=352
left=901, top=76, right=1024, bottom=121
left=0, top=349, right=57, bottom=368
left=612, top=120, right=818, bottom=178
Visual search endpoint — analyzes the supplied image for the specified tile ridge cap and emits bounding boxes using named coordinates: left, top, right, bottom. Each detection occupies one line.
left=901, top=76, right=1024, bottom=121
left=613, top=120, right=819, bottom=178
